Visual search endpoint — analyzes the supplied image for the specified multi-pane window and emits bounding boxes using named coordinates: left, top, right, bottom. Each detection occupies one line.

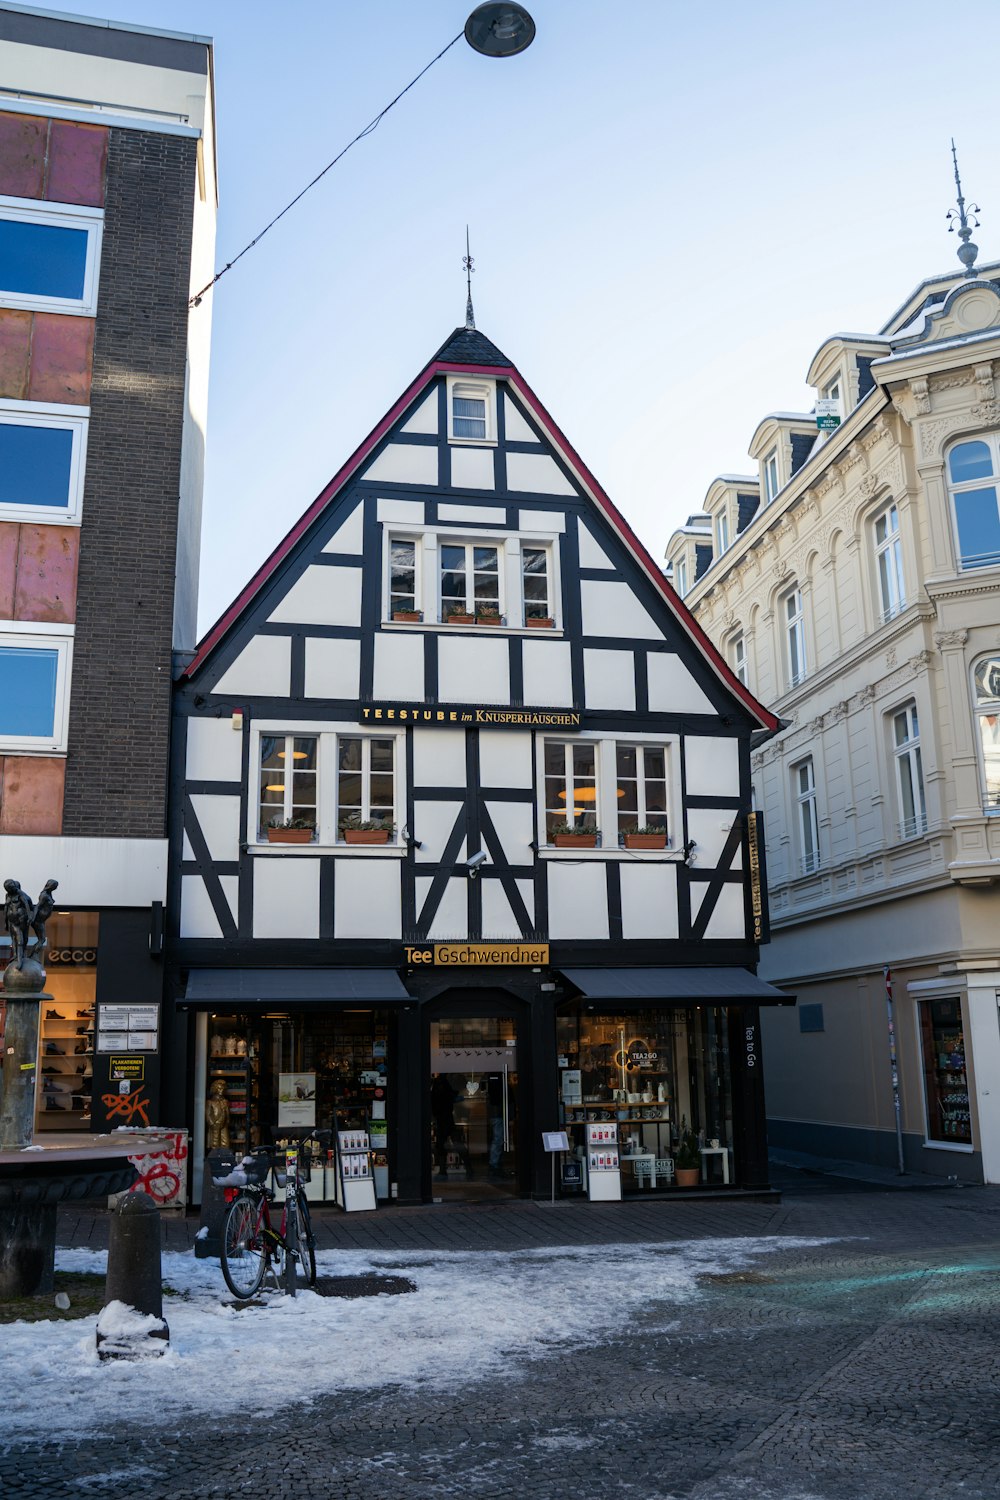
left=784, top=587, right=807, bottom=688
left=793, top=758, right=820, bottom=874
left=729, top=632, right=748, bottom=687
left=616, top=745, right=668, bottom=839
left=716, top=510, right=730, bottom=556
left=258, top=735, right=318, bottom=838
left=973, top=657, right=1000, bottom=810
left=892, top=704, right=926, bottom=839
left=440, top=542, right=500, bottom=619
left=522, top=546, right=551, bottom=622
left=451, top=383, right=487, bottom=440
left=948, top=436, right=1000, bottom=571
left=337, top=737, right=395, bottom=834
left=673, top=557, right=688, bottom=598
left=764, top=448, right=780, bottom=503
left=389, top=539, right=418, bottom=615
left=875, top=503, right=905, bottom=622
left=0, top=199, right=102, bottom=315
left=544, top=741, right=597, bottom=837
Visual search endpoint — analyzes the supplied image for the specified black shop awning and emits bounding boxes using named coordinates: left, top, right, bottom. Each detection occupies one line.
left=180, top=968, right=411, bottom=1010
left=558, top=967, right=794, bottom=1006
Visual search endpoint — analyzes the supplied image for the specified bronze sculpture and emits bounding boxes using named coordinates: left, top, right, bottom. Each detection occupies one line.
left=205, top=1078, right=231, bottom=1150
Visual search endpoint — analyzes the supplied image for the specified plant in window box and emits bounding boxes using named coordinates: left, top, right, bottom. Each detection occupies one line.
left=392, top=607, right=423, bottom=623
left=267, top=817, right=316, bottom=845
left=340, top=818, right=395, bottom=846
left=548, top=822, right=600, bottom=849
left=525, top=613, right=555, bottom=629
left=475, top=605, right=504, bottom=626
left=674, top=1125, right=701, bottom=1188
left=444, top=607, right=476, bottom=625
left=620, top=824, right=668, bottom=850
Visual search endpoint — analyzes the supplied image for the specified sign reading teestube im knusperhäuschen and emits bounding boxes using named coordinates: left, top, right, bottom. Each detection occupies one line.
left=360, top=703, right=581, bottom=729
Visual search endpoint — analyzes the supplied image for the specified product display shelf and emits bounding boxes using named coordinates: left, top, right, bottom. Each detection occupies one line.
left=37, top=1006, right=94, bottom=1131
left=333, top=1129, right=377, bottom=1213
left=935, top=1064, right=971, bottom=1139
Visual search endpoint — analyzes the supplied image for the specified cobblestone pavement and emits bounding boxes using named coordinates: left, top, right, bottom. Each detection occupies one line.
left=3, top=1169, right=1000, bottom=1499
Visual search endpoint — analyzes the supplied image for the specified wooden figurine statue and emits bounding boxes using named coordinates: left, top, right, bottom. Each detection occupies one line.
left=206, top=1078, right=231, bottom=1150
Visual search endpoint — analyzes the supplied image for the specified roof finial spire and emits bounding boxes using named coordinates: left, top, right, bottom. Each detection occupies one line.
left=947, top=138, right=981, bottom=278
left=463, top=225, right=476, bottom=330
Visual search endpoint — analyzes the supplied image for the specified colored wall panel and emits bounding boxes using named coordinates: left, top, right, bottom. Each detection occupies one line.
left=0, top=523, right=17, bottom=616
left=0, top=309, right=31, bottom=400
left=0, top=754, right=65, bottom=835
left=13, top=525, right=79, bottom=623
left=28, top=314, right=94, bottom=405
left=0, top=113, right=46, bottom=199
left=46, top=121, right=108, bottom=208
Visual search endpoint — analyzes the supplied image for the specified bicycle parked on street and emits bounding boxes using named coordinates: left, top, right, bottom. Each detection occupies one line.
left=215, top=1130, right=329, bottom=1299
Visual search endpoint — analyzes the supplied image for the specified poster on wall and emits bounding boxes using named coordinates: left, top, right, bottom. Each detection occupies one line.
left=278, top=1073, right=316, bottom=1127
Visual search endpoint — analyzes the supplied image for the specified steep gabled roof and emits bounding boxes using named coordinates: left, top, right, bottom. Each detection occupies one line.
left=184, top=330, right=780, bottom=733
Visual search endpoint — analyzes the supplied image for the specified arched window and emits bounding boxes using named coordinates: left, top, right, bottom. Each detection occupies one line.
left=948, top=437, right=1000, bottom=570
left=973, top=656, right=1000, bottom=809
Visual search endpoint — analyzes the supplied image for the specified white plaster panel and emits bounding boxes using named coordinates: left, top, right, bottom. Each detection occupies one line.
left=376, top=498, right=426, bottom=525
left=0, top=835, right=167, bottom=906
left=702, top=882, right=746, bottom=941
left=180, top=875, right=221, bottom=940
left=506, top=451, right=576, bottom=496
left=438, top=502, right=506, bottom=524
left=518, top=509, right=565, bottom=533
left=190, top=794, right=241, bottom=863
left=620, top=862, right=678, bottom=940
left=219, top=876, right=239, bottom=928
left=685, top=736, right=741, bottom=799
left=482, top=881, right=522, bottom=940
left=479, top=729, right=532, bottom=787
left=322, top=504, right=364, bottom=554
left=484, top=800, right=534, bottom=862
left=253, top=857, right=320, bottom=940
left=578, top=524, right=616, bottom=570
left=400, top=391, right=438, bottom=435
left=686, top=809, right=742, bottom=873
left=546, top=862, right=610, bottom=940
left=413, top=728, right=466, bottom=786
left=504, top=395, right=537, bottom=443
left=214, top=634, right=291, bottom=697
left=414, top=802, right=464, bottom=865
left=333, top=858, right=401, bottom=939
left=366, top=445, right=437, bottom=486
left=580, top=579, right=664, bottom=640
left=523, top=638, right=574, bottom=708
left=647, top=652, right=715, bottom=714
left=268, top=564, right=362, bottom=627
left=439, top=636, right=509, bottom=704
left=416, top=875, right=468, bottom=940
left=304, top=636, right=361, bottom=700
left=373, top=632, right=424, bottom=700
left=583, top=648, right=636, bottom=711
left=447, top=450, right=495, bottom=491
left=186, top=715, right=243, bottom=782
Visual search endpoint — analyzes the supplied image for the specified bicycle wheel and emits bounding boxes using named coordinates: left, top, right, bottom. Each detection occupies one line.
left=221, top=1194, right=267, bottom=1299
left=296, top=1189, right=317, bottom=1286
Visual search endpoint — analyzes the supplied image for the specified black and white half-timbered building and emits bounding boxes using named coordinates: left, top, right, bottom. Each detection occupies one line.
left=167, top=325, right=791, bottom=1206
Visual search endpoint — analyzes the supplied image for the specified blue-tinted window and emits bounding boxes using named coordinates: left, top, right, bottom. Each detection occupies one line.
left=799, top=1003, right=824, bottom=1034
left=954, top=488, right=1000, bottom=570
left=949, top=441, right=993, bottom=485
left=0, top=647, right=59, bottom=737
left=0, top=423, right=73, bottom=508
left=0, top=218, right=88, bottom=301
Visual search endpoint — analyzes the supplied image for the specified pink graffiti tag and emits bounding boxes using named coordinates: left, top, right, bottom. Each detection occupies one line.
left=127, top=1131, right=189, bottom=1205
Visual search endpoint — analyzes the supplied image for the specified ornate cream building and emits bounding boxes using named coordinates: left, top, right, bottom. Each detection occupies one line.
left=666, top=189, right=1000, bottom=1184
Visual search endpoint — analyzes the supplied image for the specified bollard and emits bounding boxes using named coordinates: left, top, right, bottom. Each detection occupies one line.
left=96, top=1190, right=169, bottom=1359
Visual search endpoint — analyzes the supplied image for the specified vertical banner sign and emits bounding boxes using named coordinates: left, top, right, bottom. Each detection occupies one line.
left=884, top=967, right=906, bottom=1175
left=746, top=812, right=769, bottom=943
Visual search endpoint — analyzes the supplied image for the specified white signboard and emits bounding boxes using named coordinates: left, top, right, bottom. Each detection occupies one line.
left=542, top=1131, right=570, bottom=1152
left=278, top=1072, right=316, bottom=1127
left=97, top=1003, right=159, bottom=1053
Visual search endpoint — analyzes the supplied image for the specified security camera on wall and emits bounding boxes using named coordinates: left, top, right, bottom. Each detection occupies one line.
left=466, top=851, right=488, bottom=878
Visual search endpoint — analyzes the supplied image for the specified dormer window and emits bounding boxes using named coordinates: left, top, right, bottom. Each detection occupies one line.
left=447, top=377, right=495, bottom=443
left=673, top=557, right=688, bottom=598
left=764, top=448, right=780, bottom=504
left=716, top=510, right=730, bottom=555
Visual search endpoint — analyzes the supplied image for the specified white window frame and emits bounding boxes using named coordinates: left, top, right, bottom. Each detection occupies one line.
left=250, top=720, right=406, bottom=852
left=614, top=742, right=670, bottom=843
left=0, top=621, right=74, bottom=753
left=793, top=757, right=820, bottom=874
left=784, top=586, right=807, bottom=688
left=387, top=536, right=422, bottom=618
left=520, top=542, right=553, bottom=624
left=972, top=656, right=1000, bottom=812
left=537, top=733, right=681, bottom=857
left=874, top=502, right=905, bottom=623
left=890, top=702, right=926, bottom=840
left=673, top=556, right=688, bottom=598
left=716, top=509, right=730, bottom=556
left=0, top=195, right=103, bottom=316
left=729, top=630, right=748, bottom=688
left=446, top=375, right=496, bottom=445
left=0, top=399, right=89, bottom=524
left=764, top=448, right=780, bottom=504
left=381, top=526, right=561, bottom=630
left=438, top=536, right=504, bottom=621
left=946, top=433, right=1000, bottom=572
left=821, top=375, right=842, bottom=412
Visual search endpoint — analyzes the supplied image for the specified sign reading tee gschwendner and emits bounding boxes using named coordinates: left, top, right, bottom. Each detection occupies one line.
left=406, top=943, right=550, bottom=966
left=360, top=704, right=580, bottom=729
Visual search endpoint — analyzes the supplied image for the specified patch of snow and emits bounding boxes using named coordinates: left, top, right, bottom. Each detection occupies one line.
left=96, top=1300, right=166, bottom=1339
left=194, top=1225, right=209, bottom=1241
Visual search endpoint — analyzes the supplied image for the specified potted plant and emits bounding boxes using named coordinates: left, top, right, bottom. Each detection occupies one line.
left=267, top=816, right=316, bottom=845
left=475, top=605, right=504, bottom=626
left=445, top=606, right=475, bottom=625
left=674, top=1126, right=701, bottom=1188
left=392, top=607, right=422, bottom=623
left=525, top=614, right=555, bottom=629
left=340, top=818, right=395, bottom=846
left=621, top=824, right=668, bottom=850
left=549, top=822, right=599, bottom=849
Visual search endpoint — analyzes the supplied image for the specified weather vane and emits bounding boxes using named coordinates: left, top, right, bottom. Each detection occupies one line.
left=464, top=226, right=476, bottom=330
left=947, top=139, right=981, bottom=278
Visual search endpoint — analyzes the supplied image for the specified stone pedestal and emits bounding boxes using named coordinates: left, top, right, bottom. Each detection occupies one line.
left=0, top=1201, right=56, bottom=1298
left=0, top=991, right=49, bottom=1151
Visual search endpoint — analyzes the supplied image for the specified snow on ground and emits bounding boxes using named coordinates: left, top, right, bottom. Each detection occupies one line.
left=1, top=1235, right=827, bottom=1444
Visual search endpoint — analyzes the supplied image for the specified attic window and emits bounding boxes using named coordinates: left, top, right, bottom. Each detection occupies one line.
left=764, top=449, right=780, bottom=504
left=447, top=377, right=495, bottom=444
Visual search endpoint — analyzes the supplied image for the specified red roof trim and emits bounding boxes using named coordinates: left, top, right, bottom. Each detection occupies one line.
left=183, top=356, right=779, bottom=732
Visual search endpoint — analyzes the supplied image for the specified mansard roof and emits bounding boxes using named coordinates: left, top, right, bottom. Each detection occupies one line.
left=184, top=327, right=779, bottom=733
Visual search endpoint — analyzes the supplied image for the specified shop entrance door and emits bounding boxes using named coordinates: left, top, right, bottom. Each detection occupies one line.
left=430, top=1016, right=518, bottom=1201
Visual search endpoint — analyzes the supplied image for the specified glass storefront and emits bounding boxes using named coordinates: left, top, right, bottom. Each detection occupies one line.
left=918, top=998, right=971, bottom=1144
left=429, top=1016, right=518, bottom=1201
left=556, top=1005, right=734, bottom=1192
left=35, top=911, right=98, bottom=1135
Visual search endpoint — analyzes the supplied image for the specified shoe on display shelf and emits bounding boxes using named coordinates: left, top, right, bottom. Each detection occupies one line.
left=44, top=1098, right=68, bottom=1112
left=45, top=1009, right=66, bottom=1020
left=44, top=1043, right=65, bottom=1056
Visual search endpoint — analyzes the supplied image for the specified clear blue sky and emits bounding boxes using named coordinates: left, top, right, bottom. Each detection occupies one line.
left=49, top=1, right=1000, bottom=634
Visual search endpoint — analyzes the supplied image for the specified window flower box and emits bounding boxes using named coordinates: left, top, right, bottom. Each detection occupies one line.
left=267, top=824, right=315, bottom=845
left=445, top=612, right=475, bottom=626
left=392, top=609, right=422, bottom=623
left=621, top=829, right=667, bottom=850
left=551, top=832, right=598, bottom=849
left=526, top=616, right=555, bottom=629
left=340, top=821, right=395, bottom=846
left=475, top=611, right=504, bottom=626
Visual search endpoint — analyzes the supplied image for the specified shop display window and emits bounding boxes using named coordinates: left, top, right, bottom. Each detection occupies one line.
left=36, top=911, right=98, bottom=1133
left=918, top=998, right=971, bottom=1144
left=556, top=1006, right=734, bottom=1192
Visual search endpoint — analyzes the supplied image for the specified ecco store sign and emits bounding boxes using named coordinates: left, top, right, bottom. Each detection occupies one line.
left=405, top=943, right=550, bottom=967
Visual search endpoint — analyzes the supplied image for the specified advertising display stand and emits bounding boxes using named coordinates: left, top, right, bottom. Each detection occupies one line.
left=584, top=1121, right=621, bottom=1202
left=334, top=1129, right=377, bottom=1213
